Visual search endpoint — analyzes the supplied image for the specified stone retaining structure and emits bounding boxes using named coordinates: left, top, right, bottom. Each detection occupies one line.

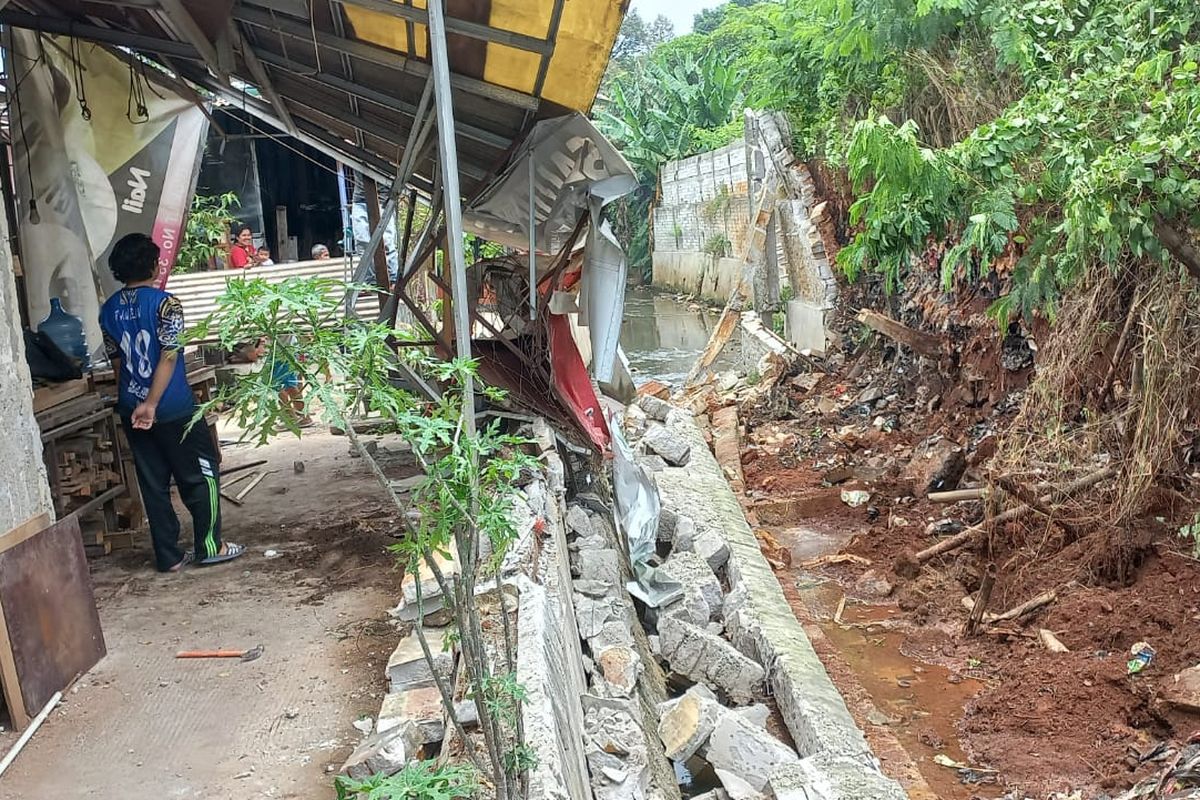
left=654, top=410, right=908, bottom=798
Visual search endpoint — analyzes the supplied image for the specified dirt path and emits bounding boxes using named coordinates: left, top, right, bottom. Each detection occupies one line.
left=0, top=429, right=409, bottom=799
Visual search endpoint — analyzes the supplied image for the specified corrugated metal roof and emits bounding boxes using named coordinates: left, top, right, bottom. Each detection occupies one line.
left=0, top=0, right=627, bottom=199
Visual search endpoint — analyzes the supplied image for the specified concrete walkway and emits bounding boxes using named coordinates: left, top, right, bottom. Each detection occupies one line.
left=0, top=431, right=405, bottom=799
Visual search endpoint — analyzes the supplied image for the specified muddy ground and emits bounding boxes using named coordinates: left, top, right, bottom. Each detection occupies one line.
left=0, top=428, right=411, bottom=799
left=716, top=346, right=1200, bottom=800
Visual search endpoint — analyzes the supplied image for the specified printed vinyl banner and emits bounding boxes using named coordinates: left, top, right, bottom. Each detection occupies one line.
left=9, top=31, right=207, bottom=359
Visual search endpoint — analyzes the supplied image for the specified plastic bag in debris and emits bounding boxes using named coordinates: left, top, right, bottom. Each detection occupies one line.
left=609, top=415, right=682, bottom=607
left=1115, top=737, right=1200, bottom=799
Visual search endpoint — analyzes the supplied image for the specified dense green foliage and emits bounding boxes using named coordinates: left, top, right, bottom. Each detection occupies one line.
left=597, top=0, right=1200, bottom=314
left=176, top=192, right=240, bottom=273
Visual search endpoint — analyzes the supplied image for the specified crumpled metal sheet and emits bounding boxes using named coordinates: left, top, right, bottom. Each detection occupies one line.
left=609, top=416, right=682, bottom=607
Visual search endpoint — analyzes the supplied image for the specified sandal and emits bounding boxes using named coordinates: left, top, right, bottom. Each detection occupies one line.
left=197, top=542, right=246, bottom=566
left=167, top=552, right=195, bottom=572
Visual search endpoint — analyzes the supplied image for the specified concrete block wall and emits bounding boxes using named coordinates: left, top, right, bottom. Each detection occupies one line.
left=0, top=212, right=52, bottom=532
left=652, top=140, right=839, bottom=333
left=654, top=140, right=751, bottom=257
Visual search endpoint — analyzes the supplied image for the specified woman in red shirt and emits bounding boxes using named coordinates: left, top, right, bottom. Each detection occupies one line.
left=228, top=225, right=256, bottom=269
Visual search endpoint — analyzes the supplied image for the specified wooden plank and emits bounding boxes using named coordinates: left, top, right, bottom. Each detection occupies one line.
left=856, top=310, right=944, bottom=358
left=0, top=516, right=105, bottom=729
left=0, top=514, right=51, bottom=557
left=31, top=378, right=90, bottom=414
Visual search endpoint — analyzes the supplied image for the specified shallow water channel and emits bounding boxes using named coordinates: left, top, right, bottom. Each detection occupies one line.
left=620, top=287, right=730, bottom=387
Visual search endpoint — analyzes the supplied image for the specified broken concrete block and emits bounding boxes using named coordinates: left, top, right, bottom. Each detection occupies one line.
left=566, top=505, right=591, bottom=536
left=692, top=526, right=730, bottom=572
left=1163, top=664, right=1200, bottom=711
left=453, top=699, right=480, bottom=730
left=573, top=578, right=612, bottom=598
left=657, top=507, right=679, bottom=542
left=769, top=754, right=907, bottom=800
left=594, top=645, right=643, bottom=698
left=396, top=549, right=459, bottom=624
left=638, top=454, right=669, bottom=472
left=639, top=394, right=673, bottom=422
left=657, top=685, right=723, bottom=761
left=386, top=627, right=454, bottom=692
left=660, top=550, right=722, bottom=616
left=715, top=769, right=767, bottom=800
left=672, top=514, right=698, bottom=552
left=580, top=548, right=623, bottom=587
left=690, top=792, right=731, bottom=800
left=659, top=616, right=764, bottom=704
left=378, top=686, right=446, bottom=745
left=703, top=711, right=800, bottom=791
left=902, top=437, right=966, bottom=495
left=734, top=704, right=771, bottom=729
left=575, top=593, right=625, bottom=639
left=643, top=424, right=691, bottom=466
left=341, top=719, right=423, bottom=780
left=661, top=585, right=712, bottom=627
left=584, top=697, right=651, bottom=800
left=590, top=619, right=636, bottom=653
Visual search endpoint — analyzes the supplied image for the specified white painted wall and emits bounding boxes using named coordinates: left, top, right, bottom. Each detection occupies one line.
left=0, top=210, right=53, bottom=533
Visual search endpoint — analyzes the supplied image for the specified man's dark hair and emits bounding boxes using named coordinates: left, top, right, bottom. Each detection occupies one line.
left=109, top=233, right=159, bottom=283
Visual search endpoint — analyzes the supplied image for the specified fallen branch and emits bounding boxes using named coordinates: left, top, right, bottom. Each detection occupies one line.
left=1154, top=214, right=1200, bottom=282
left=995, top=476, right=1080, bottom=536
left=1098, top=296, right=1141, bottom=409
left=856, top=309, right=944, bottom=358
left=962, top=562, right=997, bottom=636
left=992, top=588, right=1059, bottom=623
left=911, top=466, right=1117, bottom=565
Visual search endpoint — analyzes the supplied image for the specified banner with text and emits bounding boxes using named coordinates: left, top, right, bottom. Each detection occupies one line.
left=9, top=32, right=207, bottom=358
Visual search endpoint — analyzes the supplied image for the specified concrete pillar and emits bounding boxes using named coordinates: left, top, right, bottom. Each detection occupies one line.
left=0, top=208, right=53, bottom=532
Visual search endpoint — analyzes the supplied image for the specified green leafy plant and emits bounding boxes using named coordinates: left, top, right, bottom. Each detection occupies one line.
left=177, top=192, right=240, bottom=273
left=334, top=761, right=476, bottom=800
left=193, top=277, right=538, bottom=799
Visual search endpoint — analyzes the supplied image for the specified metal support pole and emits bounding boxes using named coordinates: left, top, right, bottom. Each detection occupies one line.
left=345, top=78, right=435, bottom=317
left=528, top=156, right=536, bottom=320
left=428, top=0, right=476, bottom=436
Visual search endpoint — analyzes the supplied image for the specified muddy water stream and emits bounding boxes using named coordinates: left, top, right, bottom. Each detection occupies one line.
left=620, top=287, right=732, bottom=387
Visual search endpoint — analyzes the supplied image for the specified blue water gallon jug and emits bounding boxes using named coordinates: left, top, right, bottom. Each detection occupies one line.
left=40, top=297, right=90, bottom=369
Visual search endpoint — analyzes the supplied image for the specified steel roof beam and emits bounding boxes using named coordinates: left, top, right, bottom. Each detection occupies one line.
left=159, top=0, right=228, bottom=83
left=335, top=0, right=551, bottom=56
left=253, top=48, right=510, bottom=151
left=0, top=8, right=199, bottom=59
left=235, top=3, right=538, bottom=111
left=228, top=21, right=298, bottom=135
left=267, top=84, right=486, bottom=181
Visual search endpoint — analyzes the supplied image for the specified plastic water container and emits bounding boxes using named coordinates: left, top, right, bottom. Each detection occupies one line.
left=40, top=297, right=90, bottom=369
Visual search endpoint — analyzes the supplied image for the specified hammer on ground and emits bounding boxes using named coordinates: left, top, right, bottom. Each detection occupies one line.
left=175, top=644, right=265, bottom=662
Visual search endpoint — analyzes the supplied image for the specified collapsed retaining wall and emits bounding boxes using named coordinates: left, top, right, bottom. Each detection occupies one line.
left=653, top=409, right=907, bottom=799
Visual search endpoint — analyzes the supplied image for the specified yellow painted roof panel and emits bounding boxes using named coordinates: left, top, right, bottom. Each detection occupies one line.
left=343, top=0, right=625, bottom=112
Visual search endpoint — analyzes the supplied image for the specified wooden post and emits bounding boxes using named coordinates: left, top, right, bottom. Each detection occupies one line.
left=363, top=178, right=392, bottom=300
left=963, top=562, right=997, bottom=636
left=274, top=206, right=288, bottom=264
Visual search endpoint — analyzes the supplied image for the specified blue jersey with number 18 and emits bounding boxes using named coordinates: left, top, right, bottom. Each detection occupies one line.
left=99, top=286, right=195, bottom=422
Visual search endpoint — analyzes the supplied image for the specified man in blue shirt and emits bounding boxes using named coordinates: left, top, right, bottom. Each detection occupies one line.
left=100, top=233, right=244, bottom=571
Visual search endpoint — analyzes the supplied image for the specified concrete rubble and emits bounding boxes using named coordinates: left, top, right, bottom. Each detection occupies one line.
left=343, top=403, right=904, bottom=800
left=340, top=720, right=423, bottom=780
left=385, top=628, right=455, bottom=692
left=642, top=424, right=691, bottom=466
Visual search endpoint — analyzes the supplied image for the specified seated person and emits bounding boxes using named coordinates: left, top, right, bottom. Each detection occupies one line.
left=256, top=246, right=275, bottom=266
left=311, top=243, right=331, bottom=260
